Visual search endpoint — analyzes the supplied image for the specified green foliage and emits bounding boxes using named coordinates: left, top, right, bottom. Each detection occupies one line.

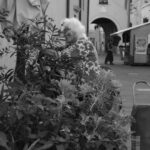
left=0, top=11, right=132, bottom=150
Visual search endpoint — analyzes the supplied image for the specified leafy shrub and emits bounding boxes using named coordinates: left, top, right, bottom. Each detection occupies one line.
left=0, top=10, right=131, bottom=150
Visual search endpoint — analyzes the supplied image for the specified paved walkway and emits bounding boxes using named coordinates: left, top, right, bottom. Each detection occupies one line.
left=99, top=54, right=150, bottom=150
left=99, top=53, right=123, bottom=66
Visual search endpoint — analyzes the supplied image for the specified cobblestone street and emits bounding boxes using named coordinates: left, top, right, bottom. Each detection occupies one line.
left=99, top=54, right=150, bottom=150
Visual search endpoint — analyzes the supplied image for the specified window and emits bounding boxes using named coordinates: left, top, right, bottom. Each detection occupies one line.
left=143, top=17, right=149, bottom=23
left=99, top=0, right=108, bottom=5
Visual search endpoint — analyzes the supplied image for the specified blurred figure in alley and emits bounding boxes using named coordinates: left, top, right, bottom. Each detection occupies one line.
left=119, top=45, right=125, bottom=60
left=104, top=37, right=114, bottom=65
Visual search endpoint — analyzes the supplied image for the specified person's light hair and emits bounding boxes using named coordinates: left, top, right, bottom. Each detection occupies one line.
left=60, top=17, right=87, bottom=39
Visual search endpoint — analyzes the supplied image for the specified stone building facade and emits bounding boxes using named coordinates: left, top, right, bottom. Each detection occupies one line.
left=89, top=0, right=130, bottom=53
left=130, top=0, right=150, bottom=26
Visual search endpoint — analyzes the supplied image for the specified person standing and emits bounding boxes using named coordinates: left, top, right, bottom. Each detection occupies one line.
left=104, top=38, right=114, bottom=65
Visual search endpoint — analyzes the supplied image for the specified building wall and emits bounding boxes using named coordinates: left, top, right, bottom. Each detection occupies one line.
left=46, top=0, right=89, bottom=32
left=89, top=0, right=130, bottom=31
left=130, top=0, right=143, bottom=26
left=80, top=0, right=89, bottom=34
left=89, top=0, right=130, bottom=54
left=130, top=0, right=150, bottom=26
left=46, top=0, right=66, bottom=27
left=141, top=2, right=150, bottom=23
left=0, top=0, right=88, bottom=32
left=69, top=0, right=79, bottom=18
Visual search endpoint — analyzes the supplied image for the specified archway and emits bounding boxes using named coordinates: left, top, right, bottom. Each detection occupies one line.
left=91, top=17, right=120, bottom=53
left=92, top=17, right=118, bottom=41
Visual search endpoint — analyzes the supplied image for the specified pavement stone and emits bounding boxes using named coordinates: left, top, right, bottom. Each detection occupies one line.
left=99, top=54, right=150, bottom=150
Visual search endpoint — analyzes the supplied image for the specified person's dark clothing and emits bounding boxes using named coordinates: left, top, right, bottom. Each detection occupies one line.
left=104, top=43, right=114, bottom=65
left=105, top=50, right=113, bottom=65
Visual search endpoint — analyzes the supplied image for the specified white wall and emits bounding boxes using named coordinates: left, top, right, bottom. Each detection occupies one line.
left=89, top=0, right=129, bottom=30
left=130, top=0, right=143, bottom=25
left=46, top=0, right=66, bottom=27
left=46, top=0, right=89, bottom=33
left=130, top=0, right=150, bottom=25
left=0, top=38, right=16, bottom=72
left=69, top=0, right=79, bottom=18
left=80, top=0, right=89, bottom=34
left=141, top=2, right=150, bottom=22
